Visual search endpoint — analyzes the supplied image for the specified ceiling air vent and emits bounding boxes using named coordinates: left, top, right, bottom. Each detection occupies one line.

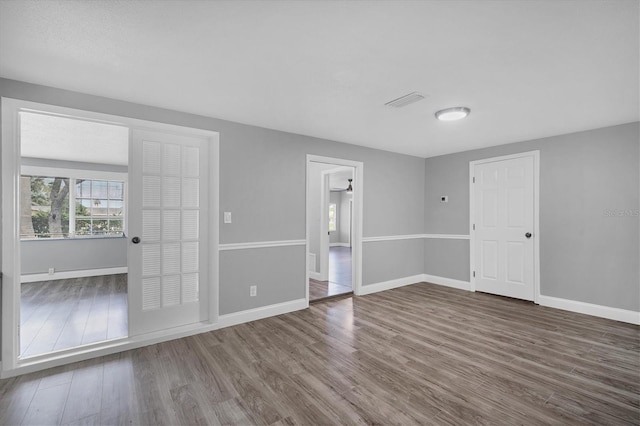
left=385, top=92, right=425, bottom=108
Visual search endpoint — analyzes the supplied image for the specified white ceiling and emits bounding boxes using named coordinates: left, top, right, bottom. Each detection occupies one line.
left=1, top=0, right=638, bottom=158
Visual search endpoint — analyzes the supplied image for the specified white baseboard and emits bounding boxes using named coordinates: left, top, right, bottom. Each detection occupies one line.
left=330, top=242, right=350, bottom=247
left=422, top=273, right=472, bottom=291
left=21, top=267, right=128, bottom=283
left=538, top=295, right=640, bottom=325
left=359, top=274, right=424, bottom=296
left=309, top=271, right=323, bottom=280
left=218, top=298, right=307, bottom=328
left=359, top=273, right=472, bottom=296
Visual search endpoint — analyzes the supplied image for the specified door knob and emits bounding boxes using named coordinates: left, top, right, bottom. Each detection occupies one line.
left=131, top=236, right=141, bottom=244
left=525, top=232, right=532, bottom=239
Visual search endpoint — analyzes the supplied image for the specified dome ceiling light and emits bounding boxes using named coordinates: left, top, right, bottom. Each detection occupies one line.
left=435, top=107, right=470, bottom=121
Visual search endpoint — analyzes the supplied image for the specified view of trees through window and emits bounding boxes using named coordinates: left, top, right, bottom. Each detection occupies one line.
left=20, top=175, right=125, bottom=239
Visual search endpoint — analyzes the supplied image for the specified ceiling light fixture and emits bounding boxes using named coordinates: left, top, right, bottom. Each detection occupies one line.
left=346, top=178, right=353, bottom=193
left=435, top=107, right=470, bottom=121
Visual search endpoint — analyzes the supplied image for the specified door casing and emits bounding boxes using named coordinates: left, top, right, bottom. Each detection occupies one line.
left=305, top=155, right=363, bottom=305
left=469, top=150, right=540, bottom=303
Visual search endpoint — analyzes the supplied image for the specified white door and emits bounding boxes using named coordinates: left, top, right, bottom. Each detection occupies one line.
left=128, top=129, right=209, bottom=336
left=473, top=155, right=534, bottom=301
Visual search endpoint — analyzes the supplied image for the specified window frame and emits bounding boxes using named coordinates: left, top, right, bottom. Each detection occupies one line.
left=21, top=165, right=127, bottom=240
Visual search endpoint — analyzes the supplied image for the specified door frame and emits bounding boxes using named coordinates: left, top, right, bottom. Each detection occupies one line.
left=305, top=155, right=363, bottom=304
left=1, top=97, right=219, bottom=377
left=468, top=150, right=540, bottom=303
left=318, top=169, right=331, bottom=281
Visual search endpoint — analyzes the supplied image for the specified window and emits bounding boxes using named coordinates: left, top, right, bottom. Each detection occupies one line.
left=328, top=203, right=337, bottom=232
left=21, top=175, right=125, bottom=239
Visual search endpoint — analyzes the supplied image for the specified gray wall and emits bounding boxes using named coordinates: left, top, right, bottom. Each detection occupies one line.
left=0, top=78, right=426, bottom=348
left=21, top=237, right=127, bottom=275
left=424, top=122, right=640, bottom=311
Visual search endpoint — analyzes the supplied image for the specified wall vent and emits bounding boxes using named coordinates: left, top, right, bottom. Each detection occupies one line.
left=385, top=92, right=425, bottom=108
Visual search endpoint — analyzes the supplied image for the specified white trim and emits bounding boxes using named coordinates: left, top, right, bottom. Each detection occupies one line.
left=422, top=274, right=472, bottom=291
left=208, top=133, right=220, bottom=325
left=319, top=171, right=331, bottom=281
left=423, top=234, right=470, bottom=240
left=538, top=295, right=640, bottom=325
left=21, top=267, right=128, bottom=283
left=329, top=242, right=350, bottom=247
left=363, top=234, right=425, bottom=243
left=1, top=321, right=217, bottom=379
left=217, top=298, right=307, bottom=328
left=362, top=233, right=470, bottom=243
left=218, top=239, right=306, bottom=251
left=2, top=98, right=23, bottom=371
left=469, top=150, right=540, bottom=303
left=21, top=165, right=127, bottom=182
left=359, top=274, right=424, bottom=295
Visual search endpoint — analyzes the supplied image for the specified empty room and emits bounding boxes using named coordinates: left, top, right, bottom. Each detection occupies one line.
left=0, top=1, right=638, bottom=425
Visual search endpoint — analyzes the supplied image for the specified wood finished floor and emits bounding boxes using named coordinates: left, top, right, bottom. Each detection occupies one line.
left=2, top=282, right=639, bottom=425
left=20, top=275, right=128, bottom=357
left=310, top=247, right=352, bottom=301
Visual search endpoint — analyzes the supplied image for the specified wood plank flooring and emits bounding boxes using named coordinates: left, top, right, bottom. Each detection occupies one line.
left=20, top=274, right=128, bottom=357
left=309, top=247, right=352, bottom=301
left=2, top=282, right=638, bottom=425
left=308, top=279, right=352, bottom=301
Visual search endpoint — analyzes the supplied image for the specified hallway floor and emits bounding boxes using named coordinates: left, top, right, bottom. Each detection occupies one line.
left=309, top=246, right=352, bottom=301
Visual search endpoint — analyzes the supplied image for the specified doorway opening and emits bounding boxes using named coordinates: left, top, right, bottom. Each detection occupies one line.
left=306, top=156, right=362, bottom=303
left=18, top=111, right=129, bottom=358
left=2, top=98, right=219, bottom=377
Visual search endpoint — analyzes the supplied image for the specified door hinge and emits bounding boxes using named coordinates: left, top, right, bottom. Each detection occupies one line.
left=473, top=224, right=475, bottom=231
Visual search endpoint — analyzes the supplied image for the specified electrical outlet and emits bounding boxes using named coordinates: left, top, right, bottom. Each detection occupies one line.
left=250, top=285, right=257, bottom=297
left=48, top=267, right=55, bottom=275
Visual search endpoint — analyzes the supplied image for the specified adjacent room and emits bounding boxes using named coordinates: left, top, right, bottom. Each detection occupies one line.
left=18, top=112, right=130, bottom=357
left=0, top=1, right=638, bottom=425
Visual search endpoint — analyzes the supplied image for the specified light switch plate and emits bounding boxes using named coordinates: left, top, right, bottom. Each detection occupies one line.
left=224, top=212, right=232, bottom=223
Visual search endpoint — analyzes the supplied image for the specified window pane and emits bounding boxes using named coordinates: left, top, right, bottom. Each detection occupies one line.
left=92, top=180, right=108, bottom=199
left=108, top=199, right=123, bottom=216
left=108, top=219, right=124, bottom=234
left=108, top=181, right=124, bottom=199
left=77, top=180, right=91, bottom=198
left=92, top=200, right=109, bottom=217
left=76, top=219, right=92, bottom=236
left=20, top=175, right=70, bottom=239
left=76, top=200, right=90, bottom=217
left=92, top=219, right=109, bottom=235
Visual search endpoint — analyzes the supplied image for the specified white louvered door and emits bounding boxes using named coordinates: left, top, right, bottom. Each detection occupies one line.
left=128, top=129, right=208, bottom=336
